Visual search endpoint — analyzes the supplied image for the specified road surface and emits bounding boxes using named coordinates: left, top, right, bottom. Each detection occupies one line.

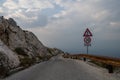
left=4, top=55, right=118, bottom=80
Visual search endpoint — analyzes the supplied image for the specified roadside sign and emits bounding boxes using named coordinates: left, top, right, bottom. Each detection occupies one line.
left=84, top=37, right=91, bottom=44
left=84, top=43, right=91, bottom=46
left=83, top=28, right=92, bottom=37
left=83, top=28, right=93, bottom=54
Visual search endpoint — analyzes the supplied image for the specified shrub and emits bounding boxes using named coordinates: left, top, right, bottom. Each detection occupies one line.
left=47, top=48, right=53, bottom=55
left=20, top=57, right=35, bottom=67
left=90, top=60, right=107, bottom=68
left=15, top=47, right=28, bottom=56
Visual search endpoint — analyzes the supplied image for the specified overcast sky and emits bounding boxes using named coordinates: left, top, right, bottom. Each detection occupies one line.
left=0, top=0, right=120, bottom=57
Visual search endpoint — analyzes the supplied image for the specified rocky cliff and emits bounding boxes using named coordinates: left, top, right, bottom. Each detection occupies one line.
left=0, top=16, right=64, bottom=78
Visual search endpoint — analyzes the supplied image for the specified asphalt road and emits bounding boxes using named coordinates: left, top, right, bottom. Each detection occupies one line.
left=4, top=55, right=117, bottom=80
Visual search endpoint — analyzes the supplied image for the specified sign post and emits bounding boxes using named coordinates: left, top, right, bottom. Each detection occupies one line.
left=83, top=28, right=93, bottom=54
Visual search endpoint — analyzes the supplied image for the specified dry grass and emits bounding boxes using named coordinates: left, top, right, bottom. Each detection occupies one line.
left=63, top=54, right=120, bottom=67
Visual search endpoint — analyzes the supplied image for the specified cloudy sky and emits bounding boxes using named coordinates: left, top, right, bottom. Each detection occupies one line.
left=0, top=0, right=120, bottom=57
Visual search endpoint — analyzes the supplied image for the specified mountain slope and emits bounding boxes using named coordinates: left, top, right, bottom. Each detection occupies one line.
left=0, top=16, right=49, bottom=58
left=0, top=16, right=64, bottom=78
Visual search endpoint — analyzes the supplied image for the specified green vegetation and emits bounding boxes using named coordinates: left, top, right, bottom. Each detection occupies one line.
left=37, top=55, right=43, bottom=60
left=15, top=47, right=53, bottom=67
left=47, top=48, right=54, bottom=55
left=89, top=60, right=107, bottom=68
left=19, top=57, right=36, bottom=67
left=15, top=47, right=28, bottom=56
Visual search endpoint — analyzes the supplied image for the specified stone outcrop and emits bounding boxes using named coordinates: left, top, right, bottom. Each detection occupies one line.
left=0, top=40, right=20, bottom=78
left=0, top=16, right=64, bottom=78
left=0, top=16, right=49, bottom=58
left=47, top=48, right=64, bottom=56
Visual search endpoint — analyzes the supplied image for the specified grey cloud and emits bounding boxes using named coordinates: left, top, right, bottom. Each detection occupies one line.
left=11, top=11, right=49, bottom=28
left=1, top=0, right=120, bottom=57
left=35, top=15, right=48, bottom=27
left=37, top=0, right=120, bottom=57
left=27, top=14, right=48, bottom=28
left=93, top=0, right=120, bottom=22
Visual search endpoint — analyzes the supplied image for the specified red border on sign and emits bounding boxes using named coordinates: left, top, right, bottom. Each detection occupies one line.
left=83, top=28, right=93, bottom=37
left=84, top=37, right=91, bottom=44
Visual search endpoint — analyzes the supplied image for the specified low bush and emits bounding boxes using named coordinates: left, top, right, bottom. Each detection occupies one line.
left=89, top=60, right=107, bottom=68
left=15, top=47, right=28, bottom=56
left=47, top=48, right=54, bottom=55
left=20, top=57, right=36, bottom=67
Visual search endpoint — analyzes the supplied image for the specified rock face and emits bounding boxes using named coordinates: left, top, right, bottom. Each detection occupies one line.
left=0, top=16, right=64, bottom=78
left=0, top=40, right=20, bottom=68
left=0, top=16, right=49, bottom=58
left=0, top=39, right=20, bottom=78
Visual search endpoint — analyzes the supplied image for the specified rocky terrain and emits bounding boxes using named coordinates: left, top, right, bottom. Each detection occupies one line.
left=0, top=16, right=64, bottom=78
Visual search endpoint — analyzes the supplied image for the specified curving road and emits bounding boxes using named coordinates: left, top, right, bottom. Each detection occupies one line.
left=5, top=55, right=117, bottom=80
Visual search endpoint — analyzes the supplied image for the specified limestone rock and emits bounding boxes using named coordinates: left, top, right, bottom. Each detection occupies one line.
left=47, top=48, right=64, bottom=56
left=0, top=16, right=64, bottom=77
left=0, top=16, right=50, bottom=58
left=0, top=40, right=20, bottom=78
left=0, top=40, right=20, bottom=68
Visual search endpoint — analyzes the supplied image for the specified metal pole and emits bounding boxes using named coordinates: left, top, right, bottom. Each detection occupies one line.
left=87, top=46, right=88, bottom=54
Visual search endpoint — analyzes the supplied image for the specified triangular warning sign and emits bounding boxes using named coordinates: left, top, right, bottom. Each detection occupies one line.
left=83, top=28, right=93, bottom=37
